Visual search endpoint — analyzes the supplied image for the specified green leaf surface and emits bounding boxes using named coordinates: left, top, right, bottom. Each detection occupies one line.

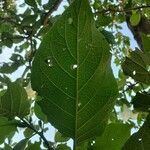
left=4, top=144, right=13, bottom=150
left=93, top=123, right=131, bottom=150
left=26, top=142, right=41, bottom=150
left=0, top=82, right=30, bottom=119
left=0, top=117, right=17, bottom=144
left=100, top=29, right=115, bottom=45
left=13, top=138, right=28, bottom=150
left=130, top=11, right=141, bottom=26
left=25, top=0, right=37, bottom=7
left=56, top=144, right=71, bottom=150
left=31, top=0, right=118, bottom=144
left=122, top=50, right=150, bottom=84
left=34, top=102, right=47, bottom=122
left=21, top=15, right=37, bottom=26
left=55, top=131, right=70, bottom=142
left=97, top=14, right=112, bottom=27
left=122, top=115, right=150, bottom=150
left=132, top=92, right=150, bottom=112
left=24, top=128, right=34, bottom=138
left=141, top=33, right=150, bottom=52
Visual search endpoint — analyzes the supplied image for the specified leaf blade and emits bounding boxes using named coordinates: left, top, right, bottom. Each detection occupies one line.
left=31, top=0, right=118, bottom=144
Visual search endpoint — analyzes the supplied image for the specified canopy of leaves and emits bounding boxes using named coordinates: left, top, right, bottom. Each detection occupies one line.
left=0, top=0, right=150, bottom=149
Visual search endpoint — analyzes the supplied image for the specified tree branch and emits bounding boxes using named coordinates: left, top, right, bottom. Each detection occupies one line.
left=95, top=5, right=150, bottom=15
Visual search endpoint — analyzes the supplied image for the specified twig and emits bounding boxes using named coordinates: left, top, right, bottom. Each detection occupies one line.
left=43, top=0, right=63, bottom=26
left=21, top=118, right=54, bottom=150
left=95, top=5, right=150, bottom=15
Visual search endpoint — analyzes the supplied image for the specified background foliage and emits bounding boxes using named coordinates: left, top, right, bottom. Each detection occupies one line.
left=0, top=0, right=150, bottom=149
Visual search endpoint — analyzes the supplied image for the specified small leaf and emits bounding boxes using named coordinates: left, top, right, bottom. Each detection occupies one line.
left=100, top=30, right=115, bottom=44
left=25, top=0, right=37, bottom=7
left=43, top=0, right=60, bottom=10
left=4, top=144, right=13, bottom=150
left=21, top=15, right=37, bottom=26
left=0, top=82, right=30, bottom=119
left=55, top=131, right=70, bottom=142
left=122, top=114, right=150, bottom=150
left=13, top=138, right=28, bottom=150
left=56, top=144, right=71, bottom=150
left=122, top=50, right=150, bottom=84
left=132, top=92, right=150, bottom=112
left=24, top=128, right=34, bottom=138
left=141, top=33, right=150, bottom=52
left=26, top=142, right=41, bottom=150
left=0, top=117, right=17, bottom=144
left=97, top=14, right=112, bottom=26
left=130, top=11, right=141, bottom=26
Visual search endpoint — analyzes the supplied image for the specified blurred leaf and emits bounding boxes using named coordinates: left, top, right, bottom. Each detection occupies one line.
left=4, top=144, right=13, bottom=150
left=132, top=92, right=150, bottom=112
left=0, top=117, right=17, bottom=144
left=21, top=15, right=37, bottom=26
left=0, top=23, right=13, bottom=33
left=0, top=54, right=24, bottom=74
left=122, top=50, right=150, bottom=84
left=43, top=0, right=61, bottom=10
left=24, top=128, right=34, bottom=138
left=0, top=62, right=23, bottom=74
left=0, top=82, right=30, bottom=119
left=25, top=0, right=37, bottom=7
left=13, top=138, right=28, bottom=150
left=26, top=142, right=41, bottom=150
left=0, top=75, right=11, bottom=85
left=76, top=142, right=89, bottom=150
left=141, top=33, right=150, bottom=52
left=97, top=14, right=112, bottom=26
left=55, top=131, right=70, bottom=143
left=34, top=102, right=47, bottom=122
left=100, top=30, right=115, bottom=44
left=130, top=11, right=141, bottom=26
left=122, top=114, right=150, bottom=150
left=56, top=144, right=71, bottom=150
left=93, top=123, right=131, bottom=150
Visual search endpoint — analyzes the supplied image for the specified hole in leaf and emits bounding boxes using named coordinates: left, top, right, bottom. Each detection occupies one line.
left=133, top=70, right=136, bottom=75
left=138, top=138, right=142, bottom=141
left=45, top=57, right=53, bottom=67
left=71, top=64, right=78, bottom=69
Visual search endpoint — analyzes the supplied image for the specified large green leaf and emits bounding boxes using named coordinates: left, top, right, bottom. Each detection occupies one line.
left=122, top=50, right=150, bottom=84
left=31, top=0, right=118, bottom=144
left=122, top=115, right=150, bottom=150
left=93, top=123, right=131, bottom=150
left=0, top=82, right=30, bottom=119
